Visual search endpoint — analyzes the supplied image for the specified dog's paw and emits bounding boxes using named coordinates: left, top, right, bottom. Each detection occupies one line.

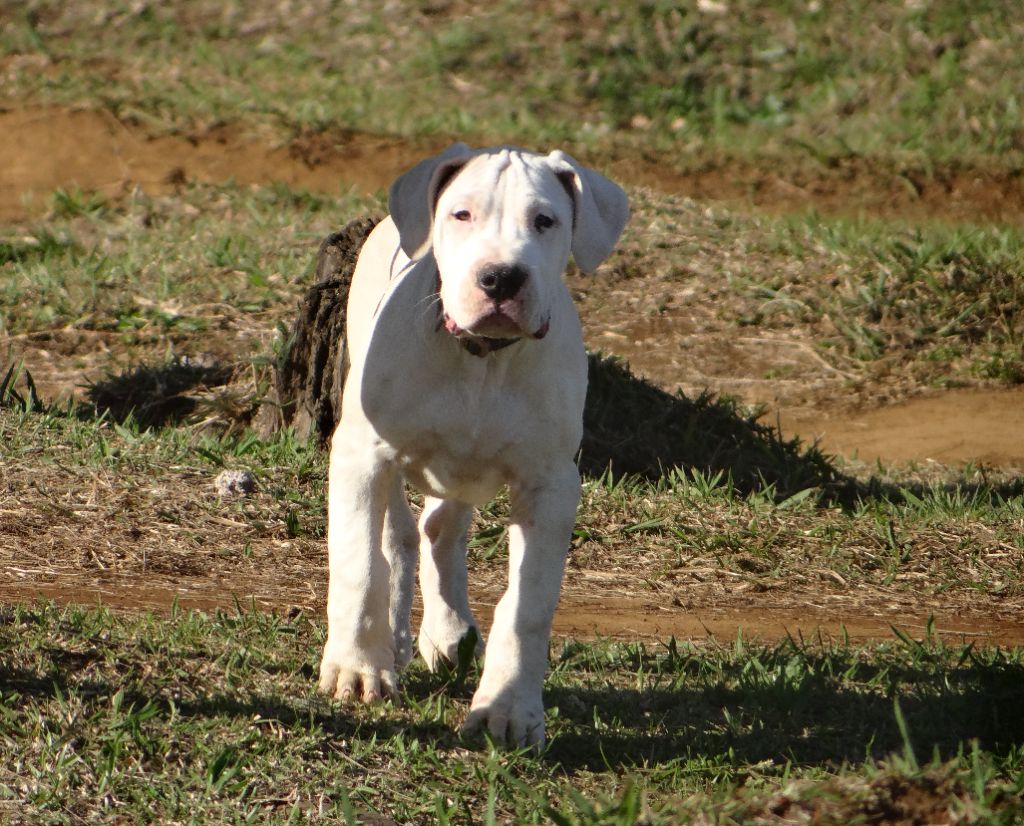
left=418, top=621, right=483, bottom=672
left=318, top=645, right=400, bottom=704
left=461, top=686, right=546, bottom=751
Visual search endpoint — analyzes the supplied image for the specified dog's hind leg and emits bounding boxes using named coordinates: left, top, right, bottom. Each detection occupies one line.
left=417, top=497, right=484, bottom=670
left=383, top=478, right=418, bottom=670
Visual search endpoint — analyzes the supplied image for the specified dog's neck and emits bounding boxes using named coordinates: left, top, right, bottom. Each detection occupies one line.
left=433, top=269, right=521, bottom=358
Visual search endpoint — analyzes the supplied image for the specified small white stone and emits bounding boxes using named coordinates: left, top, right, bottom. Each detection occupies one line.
left=214, top=469, right=257, bottom=497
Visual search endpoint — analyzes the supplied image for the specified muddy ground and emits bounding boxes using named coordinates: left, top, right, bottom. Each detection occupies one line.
left=2, top=106, right=1023, bottom=646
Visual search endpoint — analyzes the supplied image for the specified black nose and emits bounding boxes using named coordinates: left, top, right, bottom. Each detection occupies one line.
left=476, top=264, right=528, bottom=302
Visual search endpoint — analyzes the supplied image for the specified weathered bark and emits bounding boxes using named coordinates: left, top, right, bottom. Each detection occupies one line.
left=257, top=216, right=379, bottom=444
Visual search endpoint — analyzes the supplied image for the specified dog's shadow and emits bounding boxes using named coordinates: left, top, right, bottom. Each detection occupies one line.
left=585, top=348, right=1024, bottom=505
left=580, top=352, right=844, bottom=500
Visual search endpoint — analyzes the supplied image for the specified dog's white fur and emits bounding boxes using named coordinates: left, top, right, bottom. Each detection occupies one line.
left=317, top=144, right=628, bottom=749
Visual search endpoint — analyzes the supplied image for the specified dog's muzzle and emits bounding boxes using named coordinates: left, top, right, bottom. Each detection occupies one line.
left=434, top=268, right=549, bottom=357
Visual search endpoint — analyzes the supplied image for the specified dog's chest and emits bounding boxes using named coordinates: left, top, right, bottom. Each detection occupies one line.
left=395, top=383, right=538, bottom=503
left=401, top=449, right=508, bottom=505
left=370, top=361, right=578, bottom=504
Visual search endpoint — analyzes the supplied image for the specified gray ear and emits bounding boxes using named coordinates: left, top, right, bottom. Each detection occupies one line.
left=547, top=150, right=630, bottom=274
left=388, top=143, right=474, bottom=259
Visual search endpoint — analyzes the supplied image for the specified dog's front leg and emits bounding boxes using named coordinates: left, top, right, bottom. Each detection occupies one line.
left=462, top=462, right=581, bottom=750
left=318, top=430, right=400, bottom=703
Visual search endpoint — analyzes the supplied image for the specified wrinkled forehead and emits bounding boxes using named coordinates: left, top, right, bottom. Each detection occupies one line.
left=440, top=150, right=573, bottom=214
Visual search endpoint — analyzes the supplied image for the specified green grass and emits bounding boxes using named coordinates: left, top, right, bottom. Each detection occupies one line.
left=0, top=183, right=371, bottom=338
left=2, top=2, right=1023, bottom=819
left=606, top=189, right=1024, bottom=392
left=2, top=603, right=1023, bottom=823
left=763, top=215, right=1024, bottom=380
left=2, top=0, right=1023, bottom=172
left=1, top=178, right=1023, bottom=818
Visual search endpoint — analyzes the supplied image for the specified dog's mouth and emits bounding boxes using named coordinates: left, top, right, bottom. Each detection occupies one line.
left=467, top=309, right=523, bottom=339
left=444, top=310, right=549, bottom=341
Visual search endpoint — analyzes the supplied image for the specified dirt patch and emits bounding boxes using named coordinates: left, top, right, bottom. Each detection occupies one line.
left=750, top=767, right=997, bottom=826
left=780, top=387, right=1024, bottom=467
left=5, top=579, right=1024, bottom=649
left=4, top=107, right=1024, bottom=225
left=584, top=308, right=846, bottom=420
left=1, top=329, right=123, bottom=405
left=608, top=153, right=1024, bottom=226
left=550, top=596, right=1024, bottom=648
left=0, top=107, right=440, bottom=221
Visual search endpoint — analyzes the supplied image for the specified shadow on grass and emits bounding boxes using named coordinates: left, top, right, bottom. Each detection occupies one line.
left=544, top=643, right=1024, bottom=772
left=581, top=352, right=849, bottom=501
left=3, top=603, right=1022, bottom=777
left=583, top=354, right=1024, bottom=505
left=0, top=660, right=459, bottom=754
left=5, top=636, right=1021, bottom=778
left=83, top=357, right=235, bottom=429
left=7, top=347, right=1024, bottom=506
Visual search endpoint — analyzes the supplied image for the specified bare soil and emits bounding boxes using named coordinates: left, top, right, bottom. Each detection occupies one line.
left=2, top=105, right=1023, bottom=644
left=780, top=387, right=1024, bottom=468
left=0, top=107, right=434, bottom=221
left=5, top=107, right=1023, bottom=225
left=3, top=580, right=1023, bottom=647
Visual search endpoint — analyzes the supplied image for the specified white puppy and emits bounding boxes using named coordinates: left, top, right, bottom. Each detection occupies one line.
left=318, top=144, right=629, bottom=749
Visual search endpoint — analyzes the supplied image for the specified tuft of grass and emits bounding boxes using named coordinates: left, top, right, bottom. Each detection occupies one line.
left=808, top=222, right=1024, bottom=382
left=0, top=362, right=44, bottom=414
left=50, top=186, right=108, bottom=219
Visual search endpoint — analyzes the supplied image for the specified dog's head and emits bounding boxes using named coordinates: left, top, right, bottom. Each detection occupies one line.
left=388, top=145, right=629, bottom=341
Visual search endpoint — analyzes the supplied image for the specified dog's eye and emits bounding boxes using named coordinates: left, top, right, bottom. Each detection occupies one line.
left=453, top=209, right=472, bottom=222
left=534, top=213, right=555, bottom=233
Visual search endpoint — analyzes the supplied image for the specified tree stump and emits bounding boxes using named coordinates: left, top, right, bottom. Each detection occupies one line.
left=258, top=216, right=380, bottom=444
